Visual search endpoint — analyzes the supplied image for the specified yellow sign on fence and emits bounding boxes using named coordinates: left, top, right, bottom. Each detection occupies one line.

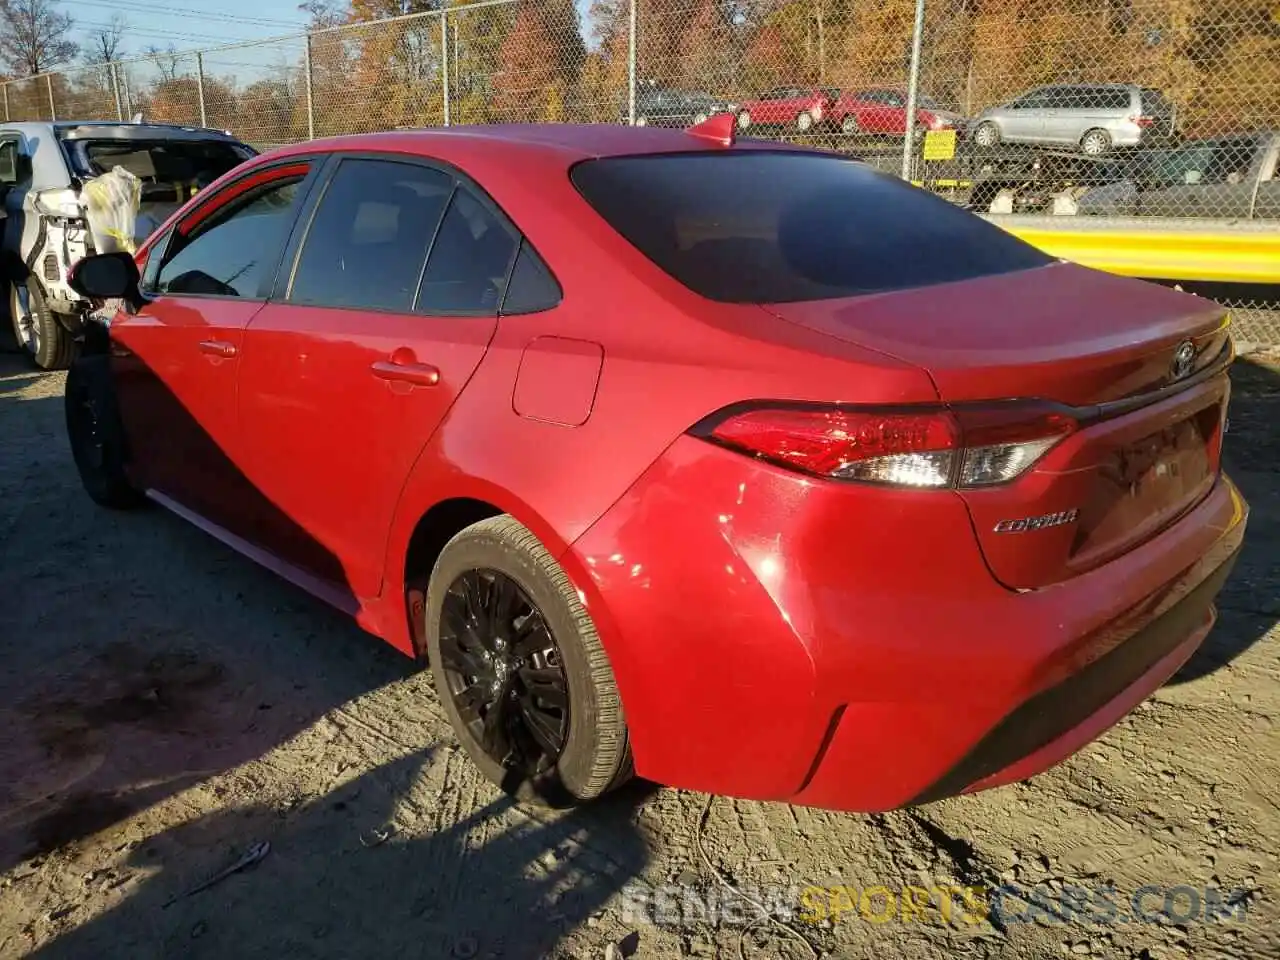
left=922, top=129, right=958, bottom=161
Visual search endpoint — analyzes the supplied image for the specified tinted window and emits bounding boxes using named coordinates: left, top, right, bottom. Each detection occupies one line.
left=416, top=188, right=518, bottom=314
left=571, top=152, right=1052, bottom=304
left=140, top=227, right=172, bottom=291
left=290, top=158, right=453, bottom=311
left=1093, top=88, right=1131, bottom=110
left=1141, top=89, right=1173, bottom=114
left=0, top=139, right=19, bottom=184
left=501, top=241, right=562, bottom=314
left=156, top=178, right=301, bottom=298
left=1009, top=89, right=1048, bottom=109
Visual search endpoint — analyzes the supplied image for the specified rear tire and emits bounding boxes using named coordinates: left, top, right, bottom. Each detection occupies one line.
left=1080, top=128, right=1112, bottom=156
left=64, top=354, right=146, bottom=510
left=424, top=515, right=632, bottom=807
left=796, top=111, right=814, bottom=132
left=736, top=110, right=751, bottom=130
left=12, top=281, right=77, bottom=371
left=840, top=115, right=860, bottom=135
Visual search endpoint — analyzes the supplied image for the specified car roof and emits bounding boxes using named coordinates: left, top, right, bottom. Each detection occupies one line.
left=3, top=120, right=248, bottom=152
left=264, top=123, right=803, bottom=165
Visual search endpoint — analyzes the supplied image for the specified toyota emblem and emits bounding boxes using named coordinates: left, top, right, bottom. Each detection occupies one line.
left=1170, top=340, right=1196, bottom=380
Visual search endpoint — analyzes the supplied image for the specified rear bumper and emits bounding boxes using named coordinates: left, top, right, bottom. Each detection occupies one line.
left=566, top=435, right=1248, bottom=811
left=907, top=542, right=1238, bottom=805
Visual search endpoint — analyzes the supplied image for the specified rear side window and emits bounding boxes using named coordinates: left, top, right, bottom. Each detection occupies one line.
left=501, top=240, right=562, bottom=314
left=570, top=152, right=1052, bottom=304
left=290, top=158, right=453, bottom=312
left=1097, top=89, right=1131, bottom=110
left=416, top=188, right=518, bottom=314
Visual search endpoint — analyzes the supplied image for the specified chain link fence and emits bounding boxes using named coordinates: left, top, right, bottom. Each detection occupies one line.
left=0, top=0, right=1276, bottom=341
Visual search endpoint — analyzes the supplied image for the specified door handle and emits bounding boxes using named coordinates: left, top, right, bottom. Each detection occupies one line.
left=198, top=339, right=238, bottom=359
left=371, top=359, right=440, bottom=387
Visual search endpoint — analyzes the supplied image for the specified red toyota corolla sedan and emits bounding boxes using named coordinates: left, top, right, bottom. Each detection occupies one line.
left=63, top=118, right=1247, bottom=812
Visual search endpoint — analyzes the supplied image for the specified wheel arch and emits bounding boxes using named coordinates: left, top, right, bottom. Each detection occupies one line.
left=383, top=474, right=584, bottom=658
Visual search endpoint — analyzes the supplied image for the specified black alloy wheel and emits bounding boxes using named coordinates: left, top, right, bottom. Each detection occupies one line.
left=438, top=568, right=570, bottom=775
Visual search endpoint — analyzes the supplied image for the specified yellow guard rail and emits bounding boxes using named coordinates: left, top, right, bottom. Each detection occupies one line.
left=983, top=216, right=1280, bottom=286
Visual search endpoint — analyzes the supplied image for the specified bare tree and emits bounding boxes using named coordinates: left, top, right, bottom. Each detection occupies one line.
left=85, top=12, right=126, bottom=65
left=298, top=0, right=345, bottom=29
left=145, top=43, right=180, bottom=82
left=0, top=0, right=77, bottom=76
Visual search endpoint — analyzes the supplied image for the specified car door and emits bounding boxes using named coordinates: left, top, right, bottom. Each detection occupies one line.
left=1000, top=88, right=1049, bottom=142
left=235, top=154, right=521, bottom=600
left=0, top=132, right=34, bottom=282
left=759, top=89, right=792, bottom=125
left=1251, top=139, right=1280, bottom=220
left=1038, top=85, right=1080, bottom=145
left=109, top=157, right=320, bottom=532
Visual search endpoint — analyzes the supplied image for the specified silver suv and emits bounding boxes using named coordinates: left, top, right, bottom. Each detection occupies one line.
left=969, top=84, right=1177, bottom=156
left=1, top=121, right=256, bottom=369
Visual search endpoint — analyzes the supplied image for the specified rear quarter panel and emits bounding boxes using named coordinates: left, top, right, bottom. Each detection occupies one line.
left=376, top=145, right=942, bottom=652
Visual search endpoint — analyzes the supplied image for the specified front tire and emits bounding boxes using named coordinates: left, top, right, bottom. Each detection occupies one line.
left=425, top=516, right=632, bottom=806
left=973, top=120, right=1001, bottom=148
left=736, top=110, right=751, bottom=130
left=796, top=110, right=814, bottom=132
left=64, top=354, right=146, bottom=510
left=840, top=115, right=860, bottom=135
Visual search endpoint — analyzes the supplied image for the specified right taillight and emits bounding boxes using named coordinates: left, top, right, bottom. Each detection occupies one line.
left=692, top=401, right=1078, bottom=489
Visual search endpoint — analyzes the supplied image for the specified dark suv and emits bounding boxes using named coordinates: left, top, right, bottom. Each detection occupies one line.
left=625, top=84, right=736, bottom=128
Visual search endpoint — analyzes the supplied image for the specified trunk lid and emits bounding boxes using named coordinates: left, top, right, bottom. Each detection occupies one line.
left=763, top=262, right=1232, bottom=589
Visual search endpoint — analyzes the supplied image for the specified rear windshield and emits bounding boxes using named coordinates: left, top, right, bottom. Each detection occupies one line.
left=63, top=137, right=255, bottom=193
left=570, top=151, right=1052, bottom=303
left=1140, top=89, right=1173, bottom=114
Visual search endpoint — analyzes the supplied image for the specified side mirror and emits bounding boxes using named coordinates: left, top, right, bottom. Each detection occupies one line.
left=67, top=251, right=140, bottom=301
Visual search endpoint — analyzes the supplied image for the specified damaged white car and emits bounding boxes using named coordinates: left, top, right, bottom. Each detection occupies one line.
left=1, top=121, right=257, bottom=369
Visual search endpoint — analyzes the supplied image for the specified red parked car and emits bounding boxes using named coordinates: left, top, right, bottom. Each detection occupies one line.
left=64, top=119, right=1247, bottom=812
left=735, top=86, right=837, bottom=133
left=828, top=88, right=963, bottom=136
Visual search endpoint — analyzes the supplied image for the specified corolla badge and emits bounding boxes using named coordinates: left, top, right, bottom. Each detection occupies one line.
left=1170, top=339, right=1197, bottom=381
left=993, top=508, right=1079, bottom=533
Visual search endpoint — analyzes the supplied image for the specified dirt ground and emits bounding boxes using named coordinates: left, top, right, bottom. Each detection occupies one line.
left=0, top=347, right=1276, bottom=960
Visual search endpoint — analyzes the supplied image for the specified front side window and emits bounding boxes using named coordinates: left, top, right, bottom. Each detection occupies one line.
left=571, top=151, right=1052, bottom=304
left=1008, top=90, right=1047, bottom=109
left=289, top=158, right=454, bottom=312
left=155, top=175, right=303, bottom=298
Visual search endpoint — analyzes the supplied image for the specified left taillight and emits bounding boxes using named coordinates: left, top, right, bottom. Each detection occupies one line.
left=690, top=401, right=1078, bottom=489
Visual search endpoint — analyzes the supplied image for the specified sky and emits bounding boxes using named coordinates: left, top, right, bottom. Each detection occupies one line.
left=68, top=0, right=597, bottom=60
left=64, top=0, right=597, bottom=86
left=70, top=0, right=312, bottom=57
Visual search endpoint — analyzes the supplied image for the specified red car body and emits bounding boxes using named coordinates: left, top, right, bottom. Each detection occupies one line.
left=828, top=88, right=963, bottom=136
left=84, top=123, right=1245, bottom=812
left=735, top=87, right=835, bottom=130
